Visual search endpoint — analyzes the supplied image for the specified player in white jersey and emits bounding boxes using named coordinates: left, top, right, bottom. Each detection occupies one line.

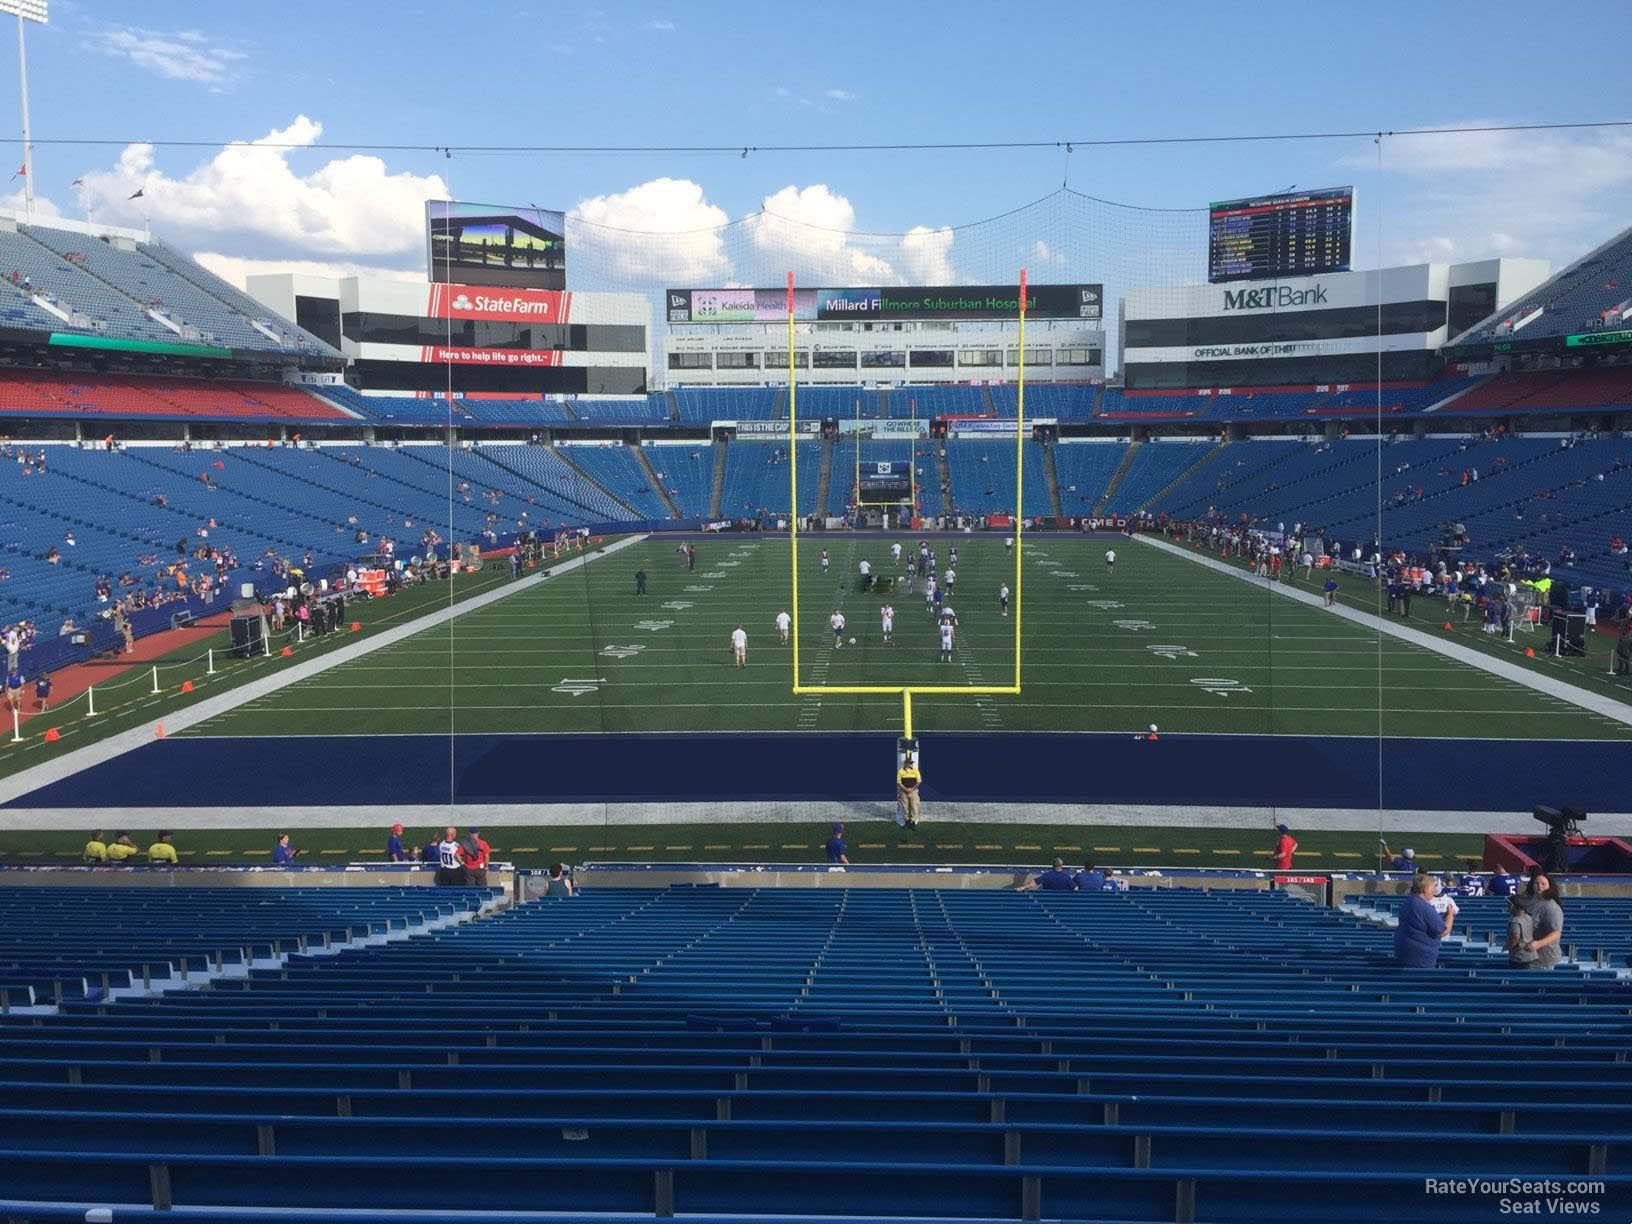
left=775, top=609, right=791, bottom=644
left=939, top=617, right=955, bottom=662
left=923, top=575, right=937, bottom=610
left=890, top=542, right=902, bottom=564
left=949, top=545, right=958, bottom=567
left=820, top=549, right=830, bottom=575
left=830, top=610, right=846, bottom=647
left=731, top=624, right=748, bottom=669
left=1105, top=548, right=1116, bottom=572
left=944, top=567, right=955, bottom=593
left=880, top=603, right=895, bottom=644
left=999, top=583, right=1010, bottom=616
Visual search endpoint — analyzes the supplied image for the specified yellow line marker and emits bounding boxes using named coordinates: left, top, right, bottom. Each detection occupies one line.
left=1416, top=852, right=1443, bottom=859
left=1052, top=845, right=1081, bottom=852
left=510, top=846, right=540, bottom=853
left=1174, top=848, right=1201, bottom=855
left=205, top=850, right=232, bottom=856
left=627, top=845, right=656, bottom=852
left=743, top=844, right=769, bottom=850
left=243, top=849, right=270, bottom=857
left=1093, top=845, right=1120, bottom=853
left=587, top=847, right=614, bottom=853
left=1015, top=844, right=1041, bottom=851
left=1212, top=849, right=1242, bottom=856
left=859, top=843, right=887, bottom=849
left=664, top=845, right=691, bottom=851
left=550, top=846, right=581, bottom=853
left=1332, top=852, right=1363, bottom=859
left=900, top=843, right=925, bottom=850
left=703, top=844, right=731, bottom=850
left=935, top=844, right=964, bottom=850
left=976, top=844, right=1002, bottom=850
left=318, top=849, right=348, bottom=855
left=1132, top=846, right=1160, bottom=853
left=781, top=843, right=808, bottom=850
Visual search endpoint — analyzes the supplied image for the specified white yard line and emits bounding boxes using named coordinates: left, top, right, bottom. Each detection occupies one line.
left=1138, top=533, right=1632, bottom=729
left=0, top=536, right=647, bottom=809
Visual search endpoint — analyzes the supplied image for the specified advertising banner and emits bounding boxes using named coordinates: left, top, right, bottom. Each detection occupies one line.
left=425, top=283, right=572, bottom=324
left=668, top=284, right=1102, bottom=323
left=420, top=346, right=563, bottom=367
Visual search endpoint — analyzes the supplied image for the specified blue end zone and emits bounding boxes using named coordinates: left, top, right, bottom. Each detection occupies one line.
left=5, top=732, right=1627, bottom=814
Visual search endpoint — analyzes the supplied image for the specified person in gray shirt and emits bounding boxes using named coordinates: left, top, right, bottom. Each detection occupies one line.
left=1505, top=894, right=1537, bottom=967
left=1524, top=871, right=1565, bottom=969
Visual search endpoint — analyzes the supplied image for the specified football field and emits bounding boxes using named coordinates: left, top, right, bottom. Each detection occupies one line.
left=181, top=534, right=1626, bottom=741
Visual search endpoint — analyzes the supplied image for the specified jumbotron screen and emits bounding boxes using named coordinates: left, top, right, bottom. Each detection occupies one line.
left=1208, top=187, right=1353, bottom=284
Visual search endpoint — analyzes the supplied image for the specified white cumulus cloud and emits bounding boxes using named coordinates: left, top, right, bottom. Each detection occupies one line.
left=745, top=184, right=896, bottom=284
left=569, top=177, right=731, bottom=284
left=73, top=116, right=448, bottom=258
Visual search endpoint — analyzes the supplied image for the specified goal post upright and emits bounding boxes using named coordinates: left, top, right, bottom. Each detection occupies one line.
left=786, top=269, right=1026, bottom=722
left=1013, top=267, right=1026, bottom=692
left=788, top=271, right=802, bottom=693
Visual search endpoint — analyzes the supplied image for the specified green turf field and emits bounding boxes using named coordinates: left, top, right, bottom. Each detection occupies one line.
left=179, top=534, right=1627, bottom=740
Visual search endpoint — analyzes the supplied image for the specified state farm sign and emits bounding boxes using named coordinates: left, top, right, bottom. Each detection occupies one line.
left=426, top=284, right=572, bottom=323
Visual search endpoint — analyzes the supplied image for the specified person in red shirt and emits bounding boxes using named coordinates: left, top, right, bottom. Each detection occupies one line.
left=459, top=827, right=491, bottom=887
left=1271, top=823, right=1298, bottom=871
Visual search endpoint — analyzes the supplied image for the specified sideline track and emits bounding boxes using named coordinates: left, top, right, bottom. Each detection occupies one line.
left=0, top=536, right=646, bottom=809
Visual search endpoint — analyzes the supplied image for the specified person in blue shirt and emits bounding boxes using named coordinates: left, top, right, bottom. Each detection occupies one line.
left=825, top=823, right=848, bottom=865
left=1488, top=866, right=1516, bottom=897
left=271, top=834, right=299, bottom=866
left=32, top=673, right=50, bottom=711
left=386, top=823, right=406, bottom=863
left=1392, top=874, right=1446, bottom=968
left=1379, top=840, right=1416, bottom=872
left=1019, top=859, right=1076, bottom=891
left=1072, top=863, right=1107, bottom=891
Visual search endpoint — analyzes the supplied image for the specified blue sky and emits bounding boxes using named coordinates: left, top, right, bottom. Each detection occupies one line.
left=5, top=0, right=1629, bottom=287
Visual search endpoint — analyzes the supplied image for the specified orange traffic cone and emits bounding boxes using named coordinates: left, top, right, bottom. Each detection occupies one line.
left=155, top=723, right=165, bottom=739
left=280, top=646, right=293, bottom=657
left=1525, top=647, right=1535, bottom=658
left=181, top=680, right=193, bottom=693
left=1443, top=622, right=1453, bottom=631
left=350, top=622, right=361, bottom=632
left=43, top=727, right=58, bottom=742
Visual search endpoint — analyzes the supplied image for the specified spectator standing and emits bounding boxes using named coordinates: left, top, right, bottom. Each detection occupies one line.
left=1380, top=842, right=1416, bottom=873
left=896, top=755, right=922, bottom=829
left=1428, top=875, right=1458, bottom=938
left=1271, top=823, right=1298, bottom=871
left=1392, top=874, right=1447, bottom=968
left=435, top=826, right=464, bottom=886
left=33, top=672, right=50, bottom=712
left=1525, top=872, right=1565, bottom=969
left=825, top=823, right=849, bottom=865
left=544, top=863, right=574, bottom=897
left=1505, top=894, right=1538, bottom=967
left=271, top=834, right=299, bottom=866
left=1489, top=865, right=1516, bottom=897
left=386, top=823, right=406, bottom=863
left=460, top=827, right=490, bottom=887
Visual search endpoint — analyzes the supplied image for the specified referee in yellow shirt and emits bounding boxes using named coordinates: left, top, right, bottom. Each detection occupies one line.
left=105, top=833, right=139, bottom=863
left=897, top=759, right=922, bottom=830
left=82, top=831, right=108, bottom=863
left=146, top=832, right=178, bottom=866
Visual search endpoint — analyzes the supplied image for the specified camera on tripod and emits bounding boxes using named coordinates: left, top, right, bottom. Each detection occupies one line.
left=1533, top=805, right=1586, bottom=874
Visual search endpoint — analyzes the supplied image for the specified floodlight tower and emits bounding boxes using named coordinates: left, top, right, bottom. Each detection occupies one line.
left=0, top=0, right=45, bottom=216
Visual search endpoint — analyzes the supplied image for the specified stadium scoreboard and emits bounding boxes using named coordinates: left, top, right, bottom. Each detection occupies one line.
left=1208, top=187, right=1353, bottom=284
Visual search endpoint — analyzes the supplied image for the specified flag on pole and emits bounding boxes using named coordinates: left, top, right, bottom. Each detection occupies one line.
left=127, top=187, right=144, bottom=201
left=9, top=164, right=23, bottom=181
